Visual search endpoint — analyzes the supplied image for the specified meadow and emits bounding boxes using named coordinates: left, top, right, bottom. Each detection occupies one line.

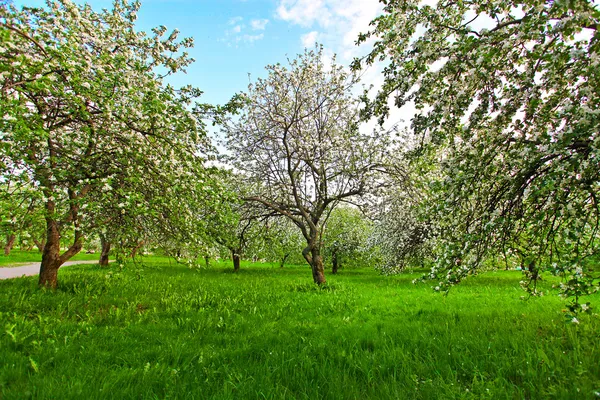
left=0, top=256, right=599, bottom=399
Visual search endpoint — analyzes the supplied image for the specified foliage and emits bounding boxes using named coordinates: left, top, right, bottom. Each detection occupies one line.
left=203, top=173, right=272, bottom=270
left=369, top=184, right=432, bottom=274
left=357, top=0, right=600, bottom=310
left=257, top=217, right=306, bottom=267
left=224, top=45, right=391, bottom=284
left=322, top=206, right=374, bottom=272
left=0, top=181, right=44, bottom=254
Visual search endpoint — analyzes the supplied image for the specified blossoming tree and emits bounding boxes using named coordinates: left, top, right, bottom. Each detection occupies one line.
left=0, top=0, right=214, bottom=287
left=357, top=0, right=599, bottom=311
left=224, top=47, right=390, bottom=284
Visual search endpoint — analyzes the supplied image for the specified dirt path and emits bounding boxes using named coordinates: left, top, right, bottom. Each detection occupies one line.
left=0, top=260, right=102, bottom=280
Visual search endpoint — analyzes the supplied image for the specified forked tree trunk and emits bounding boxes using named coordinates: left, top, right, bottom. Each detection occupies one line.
left=232, top=250, right=241, bottom=272
left=332, top=251, right=339, bottom=274
left=99, top=237, right=111, bottom=267
left=39, top=221, right=62, bottom=289
left=4, top=234, right=16, bottom=256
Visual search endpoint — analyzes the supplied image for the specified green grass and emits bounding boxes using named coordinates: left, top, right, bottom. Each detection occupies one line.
left=1, top=258, right=599, bottom=399
left=0, top=250, right=101, bottom=267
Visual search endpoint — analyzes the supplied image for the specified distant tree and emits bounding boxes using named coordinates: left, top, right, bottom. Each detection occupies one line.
left=86, top=166, right=223, bottom=267
left=368, top=185, right=432, bottom=274
left=322, top=207, right=373, bottom=274
left=201, top=173, right=267, bottom=272
left=224, top=46, right=390, bottom=284
left=257, top=217, right=305, bottom=268
left=216, top=210, right=262, bottom=272
left=357, top=0, right=600, bottom=310
left=0, top=0, right=214, bottom=288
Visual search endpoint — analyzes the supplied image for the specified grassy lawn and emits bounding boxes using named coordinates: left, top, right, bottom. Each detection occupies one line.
left=0, top=258, right=599, bottom=399
left=0, top=250, right=101, bottom=267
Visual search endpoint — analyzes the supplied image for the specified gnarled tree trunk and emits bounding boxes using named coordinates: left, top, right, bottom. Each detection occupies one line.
left=4, top=234, right=16, bottom=256
left=39, top=220, right=62, bottom=289
left=303, top=245, right=326, bottom=285
left=38, top=199, right=84, bottom=289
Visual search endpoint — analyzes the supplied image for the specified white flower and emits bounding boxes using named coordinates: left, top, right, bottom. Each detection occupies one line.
left=571, top=317, right=580, bottom=325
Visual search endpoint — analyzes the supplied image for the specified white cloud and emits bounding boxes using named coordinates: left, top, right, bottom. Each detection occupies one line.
left=275, top=0, right=382, bottom=62
left=301, top=31, right=319, bottom=48
left=276, top=0, right=405, bottom=132
left=276, top=0, right=332, bottom=28
left=224, top=17, right=267, bottom=46
left=242, top=34, right=265, bottom=43
left=250, top=19, right=269, bottom=31
left=228, top=16, right=243, bottom=25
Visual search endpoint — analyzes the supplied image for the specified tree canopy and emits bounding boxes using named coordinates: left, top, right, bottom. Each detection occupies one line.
left=357, top=0, right=600, bottom=310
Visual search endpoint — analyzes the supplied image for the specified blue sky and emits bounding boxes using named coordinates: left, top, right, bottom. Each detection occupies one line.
left=11, top=0, right=383, bottom=106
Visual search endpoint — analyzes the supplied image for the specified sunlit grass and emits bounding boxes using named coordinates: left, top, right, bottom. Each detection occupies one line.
left=1, top=257, right=598, bottom=399
left=0, top=250, right=101, bottom=267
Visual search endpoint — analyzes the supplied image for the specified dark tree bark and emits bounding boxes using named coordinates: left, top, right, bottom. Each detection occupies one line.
left=332, top=250, right=339, bottom=274
left=99, top=236, right=111, bottom=266
left=303, top=244, right=326, bottom=285
left=38, top=192, right=85, bottom=289
left=204, top=255, right=210, bottom=268
left=232, top=249, right=241, bottom=272
left=38, top=220, right=62, bottom=289
left=4, top=234, right=16, bottom=256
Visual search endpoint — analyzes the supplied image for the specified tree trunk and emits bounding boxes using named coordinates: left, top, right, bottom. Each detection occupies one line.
left=332, top=250, right=339, bottom=274
left=99, top=237, right=111, bottom=267
left=279, top=253, right=289, bottom=268
left=204, top=255, right=210, bottom=268
left=303, top=245, right=326, bottom=285
left=39, top=221, right=62, bottom=289
left=232, top=250, right=241, bottom=272
left=4, top=234, right=16, bottom=256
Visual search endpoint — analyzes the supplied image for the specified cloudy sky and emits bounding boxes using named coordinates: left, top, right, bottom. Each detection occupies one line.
left=12, top=0, right=384, bottom=107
